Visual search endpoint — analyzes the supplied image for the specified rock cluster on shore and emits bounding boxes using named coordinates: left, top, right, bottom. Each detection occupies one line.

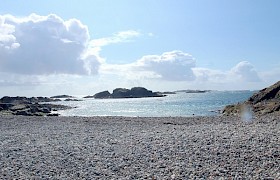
left=85, top=87, right=165, bottom=99
left=0, top=96, right=71, bottom=116
left=223, top=81, right=280, bottom=115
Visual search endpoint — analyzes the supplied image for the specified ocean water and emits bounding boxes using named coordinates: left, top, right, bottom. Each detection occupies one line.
left=55, top=91, right=255, bottom=117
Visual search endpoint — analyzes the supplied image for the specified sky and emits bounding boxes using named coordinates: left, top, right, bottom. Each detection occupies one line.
left=0, top=0, right=280, bottom=96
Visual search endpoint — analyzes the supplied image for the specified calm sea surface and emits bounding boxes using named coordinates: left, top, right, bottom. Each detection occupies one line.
left=55, top=91, right=255, bottom=117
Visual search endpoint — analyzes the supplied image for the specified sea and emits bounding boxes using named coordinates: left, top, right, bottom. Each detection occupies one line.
left=55, top=91, right=255, bottom=117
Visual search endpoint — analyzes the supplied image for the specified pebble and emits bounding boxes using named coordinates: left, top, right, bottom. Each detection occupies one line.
left=0, top=114, right=279, bottom=179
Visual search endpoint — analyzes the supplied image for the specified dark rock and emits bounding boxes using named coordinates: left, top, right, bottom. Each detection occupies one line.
left=64, top=98, right=82, bottom=101
left=0, top=96, right=30, bottom=104
left=37, top=97, right=61, bottom=102
left=92, top=87, right=165, bottom=99
left=248, top=81, right=280, bottom=104
left=39, top=107, right=51, bottom=114
left=50, top=95, right=75, bottom=99
left=93, top=91, right=111, bottom=99
left=0, top=96, right=61, bottom=104
left=47, top=113, right=59, bottom=116
left=130, top=87, right=153, bottom=97
left=83, top=95, right=95, bottom=98
left=0, top=103, right=14, bottom=110
left=223, top=81, right=280, bottom=115
left=30, top=106, right=40, bottom=113
left=112, top=88, right=131, bottom=98
left=15, top=110, right=32, bottom=116
left=0, top=96, right=72, bottom=116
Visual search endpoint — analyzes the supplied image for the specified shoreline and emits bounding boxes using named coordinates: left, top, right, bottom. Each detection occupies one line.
left=0, top=114, right=279, bottom=179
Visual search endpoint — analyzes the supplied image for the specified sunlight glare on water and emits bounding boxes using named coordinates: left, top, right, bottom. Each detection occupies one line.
left=55, top=91, right=255, bottom=117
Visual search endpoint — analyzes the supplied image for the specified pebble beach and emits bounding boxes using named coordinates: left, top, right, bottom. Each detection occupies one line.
left=0, top=114, right=279, bottom=179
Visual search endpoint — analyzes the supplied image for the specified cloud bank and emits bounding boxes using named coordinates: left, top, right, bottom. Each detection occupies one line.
left=0, top=14, right=100, bottom=75
left=101, top=50, right=196, bottom=81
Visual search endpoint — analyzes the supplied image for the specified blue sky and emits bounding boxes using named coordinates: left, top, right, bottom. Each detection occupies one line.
left=0, top=0, right=280, bottom=96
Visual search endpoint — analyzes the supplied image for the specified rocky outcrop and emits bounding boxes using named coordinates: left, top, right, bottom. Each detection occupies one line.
left=0, top=96, right=71, bottom=116
left=93, top=91, right=111, bottom=99
left=112, top=88, right=131, bottom=98
left=248, top=81, right=280, bottom=104
left=0, top=96, right=61, bottom=104
left=88, top=87, right=165, bottom=99
left=223, top=81, right=280, bottom=115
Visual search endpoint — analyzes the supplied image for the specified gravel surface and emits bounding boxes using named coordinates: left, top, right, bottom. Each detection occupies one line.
left=0, top=115, right=279, bottom=179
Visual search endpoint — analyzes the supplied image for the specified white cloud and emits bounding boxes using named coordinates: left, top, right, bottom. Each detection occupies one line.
left=0, top=14, right=101, bottom=75
left=192, top=68, right=226, bottom=82
left=89, top=30, right=140, bottom=47
left=230, top=61, right=261, bottom=82
left=193, top=61, right=261, bottom=84
left=101, top=50, right=196, bottom=81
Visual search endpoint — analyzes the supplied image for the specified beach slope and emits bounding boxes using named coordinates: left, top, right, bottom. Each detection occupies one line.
left=0, top=115, right=279, bottom=179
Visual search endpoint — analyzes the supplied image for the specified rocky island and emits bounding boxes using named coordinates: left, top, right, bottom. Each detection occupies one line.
left=50, top=95, right=75, bottom=99
left=223, top=81, right=280, bottom=116
left=84, top=87, right=165, bottom=99
left=174, top=90, right=211, bottom=93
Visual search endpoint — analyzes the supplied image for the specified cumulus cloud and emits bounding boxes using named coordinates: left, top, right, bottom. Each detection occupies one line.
left=101, top=50, right=196, bottom=81
left=230, top=61, right=261, bottom=82
left=0, top=14, right=101, bottom=75
left=136, top=51, right=196, bottom=81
